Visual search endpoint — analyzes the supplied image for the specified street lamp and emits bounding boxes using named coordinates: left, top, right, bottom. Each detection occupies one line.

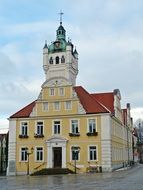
left=26, top=147, right=34, bottom=175
left=71, top=146, right=80, bottom=174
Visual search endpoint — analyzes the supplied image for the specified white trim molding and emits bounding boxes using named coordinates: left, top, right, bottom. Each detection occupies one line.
left=7, top=120, right=16, bottom=176
left=101, top=115, right=112, bottom=172
left=87, top=145, right=98, bottom=162
left=35, top=146, right=44, bottom=162
left=46, top=136, right=68, bottom=168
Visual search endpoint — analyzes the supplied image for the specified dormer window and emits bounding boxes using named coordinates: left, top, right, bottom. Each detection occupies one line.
left=50, top=88, right=55, bottom=96
left=59, top=87, right=64, bottom=96
left=56, top=56, right=59, bottom=64
left=49, top=57, right=53, bottom=64
left=61, top=56, right=65, bottom=63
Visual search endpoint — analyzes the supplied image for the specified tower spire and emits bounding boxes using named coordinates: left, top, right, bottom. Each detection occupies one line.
left=59, top=10, right=64, bottom=25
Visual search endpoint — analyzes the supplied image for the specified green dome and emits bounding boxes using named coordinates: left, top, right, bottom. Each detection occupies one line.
left=48, top=24, right=67, bottom=53
left=48, top=39, right=67, bottom=53
left=56, top=24, right=66, bottom=40
left=57, top=25, right=65, bottom=31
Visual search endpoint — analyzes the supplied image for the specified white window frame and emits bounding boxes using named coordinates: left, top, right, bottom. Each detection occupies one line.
left=65, top=101, right=72, bottom=110
left=87, top=118, right=97, bottom=133
left=35, top=146, right=44, bottom=162
left=52, top=120, right=61, bottom=135
left=49, top=88, right=55, bottom=96
left=59, top=87, right=64, bottom=96
left=20, top=147, right=28, bottom=162
left=54, top=101, right=60, bottom=111
left=70, top=119, right=80, bottom=134
left=70, top=145, right=80, bottom=161
left=88, top=145, right=98, bottom=161
left=43, top=102, right=49, bottom=111
left=35, top=121, right=44, bottom=135
left=20, top=121, right=28, bottom=136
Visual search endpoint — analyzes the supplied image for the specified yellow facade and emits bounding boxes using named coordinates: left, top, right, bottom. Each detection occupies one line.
left=7, top=21, right=133, bottom=176
left=13, top=85, right=102, bottom=174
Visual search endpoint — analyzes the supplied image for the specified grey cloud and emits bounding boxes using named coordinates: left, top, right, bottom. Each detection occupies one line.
left=0, top=52, right=16, bottom=77
left=0, top=81, right=38, bottom=116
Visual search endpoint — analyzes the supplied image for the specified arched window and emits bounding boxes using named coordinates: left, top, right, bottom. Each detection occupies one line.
left=56, top=56, right=59, bottom=64
left=49, top=57, right=53, bottom=64
left=61, top=56, right=65, bottom=63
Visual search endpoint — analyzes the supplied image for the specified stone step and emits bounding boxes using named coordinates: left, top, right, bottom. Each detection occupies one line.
left=31, top=168, right=74, bottom=176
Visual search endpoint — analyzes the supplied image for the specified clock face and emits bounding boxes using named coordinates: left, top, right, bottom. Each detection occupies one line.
left=55, top=42, right=60, bottom=48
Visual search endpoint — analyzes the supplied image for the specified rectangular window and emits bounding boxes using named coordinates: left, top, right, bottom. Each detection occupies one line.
left=54, top=102, right=60, bottom=111
left=50, top=88, right=55, bottom=96
left=71, top=147, right=80, bottom=161
left=43, top=102, right=48, bottom=111
left=21, top=122, right=28, bottom=136
left=59, top=88, right=64, bottom=96
left=36, top=122, right=43, bottom=135
left=21, top=147, right=27, bottom=161
left=36, top=147, right=43, bottom=161
left=88, top=119, right=96, bottom=133
left=71, top=120, right=79, bottom=134
left=65, top=101, right=72, bottom=110
left=89, top=146, right=97, bottom=161
left=54, top=121, right=60, bottom=134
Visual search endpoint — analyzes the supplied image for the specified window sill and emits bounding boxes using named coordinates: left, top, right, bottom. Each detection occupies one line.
left=35, top=160, right=44, bottom=163
left=19, top=160, right=28, bottom=162
left=86, top=132, right=98, bottom=136
left=34, top=134, right=44, bottom=138
left=69, top=133, right=80, bottom=137
left=19, top=135, right=29, bottom=138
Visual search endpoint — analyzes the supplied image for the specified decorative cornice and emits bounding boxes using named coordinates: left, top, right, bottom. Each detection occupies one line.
left=42, top=77, right=72, bottom=88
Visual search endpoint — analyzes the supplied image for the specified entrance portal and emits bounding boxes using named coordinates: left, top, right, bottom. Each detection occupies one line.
left=53, top=147, right=62, bottom=168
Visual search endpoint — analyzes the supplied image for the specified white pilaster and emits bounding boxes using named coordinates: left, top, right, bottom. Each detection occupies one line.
left=62, top=144, right=66, bottom=168
left=101, top=115, right=112, bottom=172
left=7, top=120, right=16, bottom=176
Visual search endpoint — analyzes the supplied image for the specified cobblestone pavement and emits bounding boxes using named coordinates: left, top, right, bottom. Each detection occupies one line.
left=0, top=164, right=143, bottom=190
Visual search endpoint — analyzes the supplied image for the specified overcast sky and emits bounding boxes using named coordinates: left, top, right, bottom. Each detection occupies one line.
left=0, top=0, right=143, bottom=131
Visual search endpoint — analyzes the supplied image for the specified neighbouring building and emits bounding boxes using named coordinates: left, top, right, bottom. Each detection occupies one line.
left=7, top=17, right=133, bottom=176
left=134, top=119, right=143, bottom=163
left=132, top=127, right=138, bottom=162
left=0, top=133, right=8, bottom=174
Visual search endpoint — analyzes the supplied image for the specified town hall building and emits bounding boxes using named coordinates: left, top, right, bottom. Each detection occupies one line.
left=7, top=17, right=133, bottom=175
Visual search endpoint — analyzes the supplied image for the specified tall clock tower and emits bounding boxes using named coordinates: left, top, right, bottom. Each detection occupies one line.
left=42, top=14, right=78, bottom=87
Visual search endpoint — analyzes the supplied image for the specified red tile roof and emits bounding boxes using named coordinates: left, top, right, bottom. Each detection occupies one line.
left=91, top=92, right=114, bottom=113
left=10, top=101, right=36, bottom=118
left=74, top=86, right=109, bottom=114
left=10, top=86, right=115, bottom=118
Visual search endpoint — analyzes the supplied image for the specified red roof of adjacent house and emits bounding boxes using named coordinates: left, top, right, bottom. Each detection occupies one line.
left=91, top=92, right=114, bottom=113
left=74, top=86, right=109, bottom=114
left=10, top=101, right=36, bottom=118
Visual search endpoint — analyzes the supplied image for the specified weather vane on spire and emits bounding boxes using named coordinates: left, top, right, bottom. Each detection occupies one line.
left=59, top=10, right=64, bottom=25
